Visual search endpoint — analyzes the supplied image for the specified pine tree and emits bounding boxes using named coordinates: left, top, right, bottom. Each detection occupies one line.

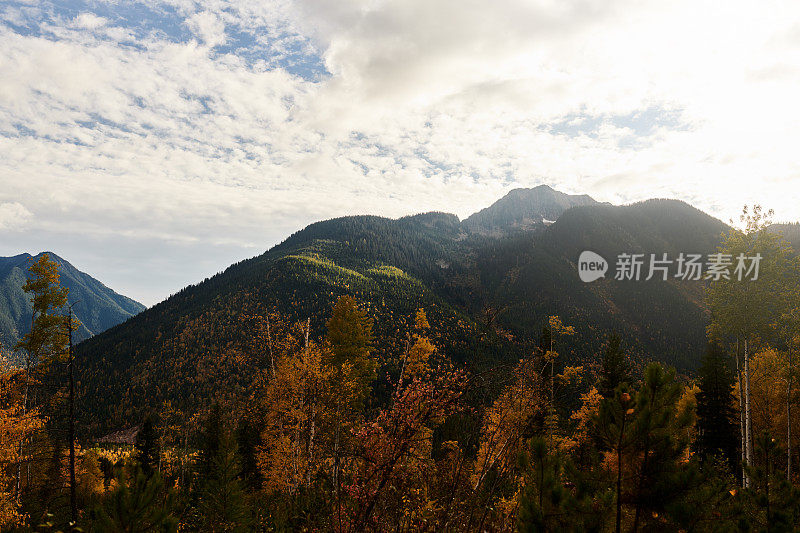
left=325, top=295, right=375, bottom=404
left=95, top=465, right=178, bottom=532
left=517, top=437, right=608, bottom=532
left=695, top=342, right=739, bottom=472
left=200, top=404, right=223, bottom=481
left=740, top=431, right=800, bottom=531
left=628, top=364, right=695, bottom=532
left=594, top=384, right=636, bottom=533
left=14, top=254, right=69, bottom=366
left=598, top=332, right=631, bottom=399
left=594, top=364, right=696, bottom=532
left=325, top=296, right=376, bottom=519
left=235, top=418, right=262, bottom=492
left=200, top=429, right=251, bottom=532
left=135, top=415, right=161, bottom=477
left=13, top=254, right=68, bottom=501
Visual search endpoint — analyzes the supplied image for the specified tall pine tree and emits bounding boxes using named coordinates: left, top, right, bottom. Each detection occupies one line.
left=598, top=332, right=631, bottom=399
left=135, top=414, right=161, bottom=477
left=695, top=342, right=739, bottom=472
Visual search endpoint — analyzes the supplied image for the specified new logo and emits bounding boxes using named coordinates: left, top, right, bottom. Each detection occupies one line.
left=578, top=251, right=608, bottom=282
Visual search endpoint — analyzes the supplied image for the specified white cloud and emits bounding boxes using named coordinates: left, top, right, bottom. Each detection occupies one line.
left=184, top=11, right=227, bottom=48
left=0, top=202, right=32, bottom=230
left=71, top=13, right=108, bottom=30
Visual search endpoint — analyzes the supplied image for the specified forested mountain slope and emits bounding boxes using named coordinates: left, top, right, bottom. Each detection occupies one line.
left=75, top=190, right=729, bottom=435
left=0, top=252, right=145, bottom=355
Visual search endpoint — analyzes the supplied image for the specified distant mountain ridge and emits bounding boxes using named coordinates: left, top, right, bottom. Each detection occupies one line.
left=0, top=252, right=145, bottom=354
left=463, top=185, right=601, bottom=235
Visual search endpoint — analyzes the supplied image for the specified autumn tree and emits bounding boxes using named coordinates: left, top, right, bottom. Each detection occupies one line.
left=472, top=358, right=547, bottom=528
left=258, top=341, right=332, bottom=497
left=707, top=205, right=795, bottom=485
left=12, top=253, right=68, bottom=511
left=399, top=308, right=436, bottom=381
left=325, top=296, right=375, bottom=508
left=0, top=366, right=44, bottom=529
left=543, top=316, right=575, bottom=445
left=347, top=366, right=466, bottom=531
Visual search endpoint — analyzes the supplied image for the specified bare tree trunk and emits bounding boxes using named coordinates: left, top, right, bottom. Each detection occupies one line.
left=16, top=313, right=36, bottom=498
left=735, top=339, right=746, bottom=488
left=744, top=338, right=753, bottom=486
left=615, top=410, right=628, bottom=533
left=16, top=362, right=30, bottom=497
left=308, top=401, right=315, bottom=486
left=788, top=349, right=793, bottom=481
left=68, top=309, right=77, bottom=525
left=304, top=317, right=314, bottom=487
left=266, top=315, right=275, bottom=376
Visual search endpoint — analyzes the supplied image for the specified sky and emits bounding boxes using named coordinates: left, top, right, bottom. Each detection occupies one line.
left=1, top=0, right=800, bottom=306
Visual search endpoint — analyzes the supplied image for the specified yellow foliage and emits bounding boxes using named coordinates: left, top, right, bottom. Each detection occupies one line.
left=473, top=359, right=546, bottom=492
left=0, top=367, right=44, bottom=529
left=258, top=343, right=334, bottom=494
left=405, top=336, right=435, bottom=378
left=415, top=308, right=430, bottom=330
left=746, top=348, right=796, bottom=450
left=571, top=386, right=602, bottom=448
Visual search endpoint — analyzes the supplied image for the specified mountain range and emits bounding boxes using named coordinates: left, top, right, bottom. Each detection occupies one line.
left=74, top=185, right=763, bottom=435
left=0, top=252, right=146, bottom=358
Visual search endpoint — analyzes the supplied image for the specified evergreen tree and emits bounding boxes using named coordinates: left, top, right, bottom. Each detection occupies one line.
left=594, top=364, right=696, bottom=532
left=135, top=414, right=161, bottom=477
left=14, top=253, right=69, bottom=365
left=235, top=418, right=262, bottom=492
left=739, top=431, right=800, bottom=531
left=200, top=423, right=251, bottom=531
left=598, top=332, right=631, bottom=399
left=628, top=363, right=695, bottom=531
left=14, top=254, right=69, bottom=506
left=325, top=296, right=376, bottom=513
left=695, top=342, right=739, bottom=472
left=325, top=295, right=375, bottom=403
left=95, top=465, right=178, bottom=532
left=200, top=404, right=223, bottom=481
left=537, top=324, right=551, bottom=357
left=517, top=438, right=608, bottom=532
left=594, top=384, right=636, bottom=533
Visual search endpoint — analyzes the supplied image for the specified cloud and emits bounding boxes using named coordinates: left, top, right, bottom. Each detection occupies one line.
left=71, top=13, right=108, bottom=30
left=1, top=0, right=800, bottom=304
left=0, top=201, right=32, bottom=230
left=184, top=10, right=226, bottom=48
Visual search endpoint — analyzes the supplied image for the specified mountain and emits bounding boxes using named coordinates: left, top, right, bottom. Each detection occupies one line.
left=0, top=252, right=146, bottom=355
left=769, top=222, right=800, bottom=252
left=463, top=185, right=600, bottom=235
left=75, top=189, right=731, bottom=436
